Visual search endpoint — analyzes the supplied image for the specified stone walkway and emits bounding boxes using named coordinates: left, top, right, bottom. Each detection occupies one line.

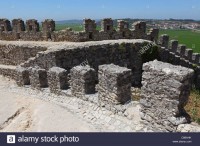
left=1, top=75, right=200, bottom=132
left=0, top=75, right=150, bottom=132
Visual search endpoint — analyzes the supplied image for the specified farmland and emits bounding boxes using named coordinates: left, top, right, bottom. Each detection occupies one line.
left=54, top=23, right=200, bottom=53
left=159, top=29, right=200, bottom=53
left=55, top=24, right=101, bottom=31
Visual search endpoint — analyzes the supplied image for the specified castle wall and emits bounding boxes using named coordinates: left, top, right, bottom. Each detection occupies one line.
left=158, top=35, right=200, bottom=89
left=0, top=65, right=17, bottom=80
left=16, top=60, right=194, bottom=131
left=0, top=19, right=12, bottom=32
left=19, top=31, right=45, bottom=41
left=21, top=40, right=153, bottom=87
left=0, top=44, right=47, bottom=65
left=12, top=19, right=25, bottom=33
left=0, top=18, right=159, bottom=42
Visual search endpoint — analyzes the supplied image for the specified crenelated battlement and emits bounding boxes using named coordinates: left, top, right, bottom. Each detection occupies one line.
left=158, top=34, right=200, bottom=90
left=0, top=18, right=159, bottom=42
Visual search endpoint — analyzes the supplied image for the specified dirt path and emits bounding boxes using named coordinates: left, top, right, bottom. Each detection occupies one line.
left=0, top=76, right=97, bottom=132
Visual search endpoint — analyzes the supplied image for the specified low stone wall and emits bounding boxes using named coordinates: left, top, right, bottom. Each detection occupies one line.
left=19, top=32, right=44, bottom=41
left=51, top=30, right=88, bottom=42
left=6, top=60, right=197, bottom=131
left=140, top=60, right=194, bottom=132
left=21, top=40, right=154, bottom=87
left=16, top=63, right=136, bottom=115
left=0, top=32, right=19, bottom=40
left=0, top=65, right=17, bottom=80
left=0, top=44, right=47, bottom=65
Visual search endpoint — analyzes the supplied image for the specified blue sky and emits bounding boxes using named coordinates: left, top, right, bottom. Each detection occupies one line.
left=0, top=0, right=200, bottom=21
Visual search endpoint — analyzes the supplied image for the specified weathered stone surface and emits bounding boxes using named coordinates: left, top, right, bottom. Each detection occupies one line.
left=29, top=67, right=48, bottom=89
left=184, top=49, right=193, bottom=61
left=0, top=18, right=160, bottom=42
left=42, top=19, right=55, bottom=32
left=26, top=19, right=39, bottom=32
left=176, top=45, right=186, bottom=57
left=159, top=47, right=170, bottom=62
left=70, top=65, right=96, bottom=98
left=48, top=67, right=69, bottom=94
left=97, top=64, right=132, bottom=105
left=169, top=40, right=178, bottom=53
left=12, top=19, right=25, bottom=33
left=147, top=28, right=159, bottom=43
left=177, top=123, right=200, bottom=132
left=16, top=66, right=30, bottom=86
left=192, top=53, right=200, bottom=64
left=0, top=44, right=47, bottom=66
left=20, top=40, right=147, bottom=87
left=101, top=18, right=114, bottom=33
left=194, top=66, right=200, bottom=90
left=117, top=20, right=131, bottom=38
left=140, top=60, right=194, bottom=132
left=159, top=34, right=169, bottom=49
left=0, top=19, right=12, bottom=32
left=132, top=21, right=146, bottom=39
left=0, top=64, right=17, bottom=80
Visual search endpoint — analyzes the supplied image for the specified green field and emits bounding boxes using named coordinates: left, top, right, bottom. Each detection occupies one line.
left=55, top=24, right=200, bottom=53
left=55, top=24, right=101, bottom=31
left=55, top=24, right=84, bottom=31
left=159, top=29, right=200, bottom=53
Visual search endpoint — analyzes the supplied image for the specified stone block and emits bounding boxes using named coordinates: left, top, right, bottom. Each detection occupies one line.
left=48, top=67, right=69, bottom=94
left=140, top=60, right=194, bottom=131
left=184, top=49, right=193, bottom=61
left=192, top=53, right=200, bottom=65
left=132, top=21, right=146, bottom=39
left=101, top=18, right=114, bottom=32
left=97, top=64, right=132, bottom=105
left=16, top=67, right=30, bottom=86
left=12, top=19, right=25, bottom=33
left=159, top=34, right=169, bottom=49
left=159, top=47, right=169, bottom=62
left=70, top=65, right=96, bottom=98
left=169, top=40, right=178, bottom=53
left=176, top=45, right=186, bottom=57
left=42, top=19, right=55, bottom=32
left=29, top=67, right=48, bottom=89
left=147, top=28, right=159, bottom=43
left=0, top=19, right=12, bottom=32
left=26, top=19, right=39, bottom=32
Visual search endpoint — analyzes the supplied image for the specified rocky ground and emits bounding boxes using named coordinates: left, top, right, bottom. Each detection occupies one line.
left=0, top=75, right=200, bottom=132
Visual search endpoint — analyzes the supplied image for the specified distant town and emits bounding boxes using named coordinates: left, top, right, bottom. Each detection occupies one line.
left=146, top=19, right=200, bottom=30
left=57, top=19, right=200, bottom=31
